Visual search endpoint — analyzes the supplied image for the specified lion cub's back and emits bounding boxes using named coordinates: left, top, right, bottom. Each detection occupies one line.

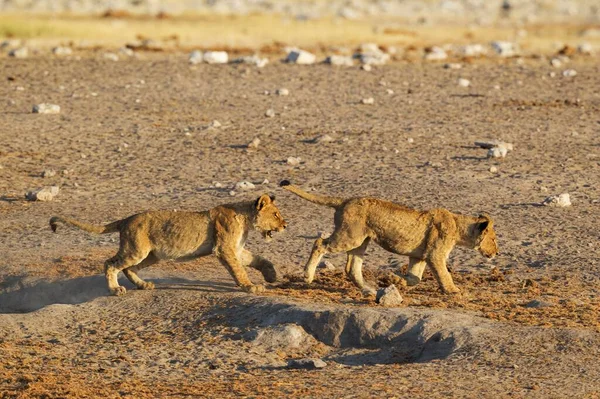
left=130, top=210, right=213, bottom=258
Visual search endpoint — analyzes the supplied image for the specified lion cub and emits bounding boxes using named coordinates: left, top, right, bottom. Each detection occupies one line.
left=50, top=194, right=287, bottom=296
left=280, top=181, right=498, bottom=295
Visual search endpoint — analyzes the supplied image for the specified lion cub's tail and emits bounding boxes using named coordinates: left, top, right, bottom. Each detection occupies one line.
left=279, top=180, right=344, bottom=208
left=49, top=216, right=121, bottom=234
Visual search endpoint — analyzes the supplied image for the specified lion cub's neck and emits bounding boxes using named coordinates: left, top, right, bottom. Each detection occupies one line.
left=224, top=201, right=259, bottom=229
left=453, top=214, right=481, bottom=247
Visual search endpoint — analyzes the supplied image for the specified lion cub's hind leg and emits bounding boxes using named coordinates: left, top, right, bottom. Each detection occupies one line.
left=240, top=249, right=278, bottom=283
left=122, top=252, right=159, bottom=290
left=104, top=235, right=151, bottom=296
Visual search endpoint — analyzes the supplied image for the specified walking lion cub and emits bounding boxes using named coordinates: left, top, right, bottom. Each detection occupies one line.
left=50, top=194, right=287, bottom=296
left=280, top=180, right=498, bottom=295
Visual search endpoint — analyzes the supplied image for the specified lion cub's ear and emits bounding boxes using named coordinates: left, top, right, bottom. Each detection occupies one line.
left=255, top=194, right=273, bottom=210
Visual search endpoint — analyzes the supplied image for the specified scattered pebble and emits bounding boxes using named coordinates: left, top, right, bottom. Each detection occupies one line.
left=489, top=166, right=498, bottom=173
left=26, top=186, right=59, bottom=202
left=386, top=89, right=394, bottom=95
left=32, top=104, right=60, bottom=114
left=208, top=120, right=221, bottom=129
left=461, top=44, right=487, bottom=57
left=287, top=358, right=327, bottom=370
left=318, top=260, right=335, bottom=270
left=562, top=69, right=577, bottom=77
left=265, top=109, right=275, bottom=118
left=361, top=97, right=374, bottom=105
left=375, top=285, right=403, bottom=307
left=577, top=43, right=593, bottom=55
left=491, top=41, right=519, bottom=57
left=287, top=157, right=301, bottom=166
left=276, top=88, right=289, bottom=96
left=407, top=138, right=414, bottom=143
left=52, top=46, right=72, bottom=56
left=213, top=182, right=224, bottom=188
left=358, top=43, right=390, bottom=65
left=8, top=47, right=28, bottom=58
left=119, top=47, right=135, bottom=57
left=248, top=137, right=261, bottom=149
left=324, top=55, right=354, bottom=66
left=525, top=299, right=554, bottom=308
left=203, top=51, right=229, bottom=64
left=312, top=134, right=334, bottom=144
left=262, top=179, right=269, bottom=185
left=443, top=63, right=462, bottom=69
left=42, top=169, right=56, bottom=178
left=103, top=53, right=119, bottom=61
left=458, top=78, right=471, bottom=87
left=487, top=147, right=508, bottom=158
left=232, top=55, right=269, bottom=68
left=229, top=190, right=236, bottom=196
left=285, top=48, right=316, bottom=65
left=361, top=64, right=372, bottom=71
left=550, top=58, right=562, bottom=68
left=424, top=46, right=447, bottom=61
left=235, top=181, right=255, bottom=191
left=189, top=50, right=203, bottom=65
left=542, top=193, right=571, bottom=207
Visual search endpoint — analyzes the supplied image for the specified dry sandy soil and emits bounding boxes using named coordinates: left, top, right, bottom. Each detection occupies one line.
left=0, top=50, right=599, bottom=398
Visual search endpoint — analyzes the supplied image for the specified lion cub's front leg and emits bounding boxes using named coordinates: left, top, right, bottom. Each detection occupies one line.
left=215, top=246, right=265, bottom=294
left=240, top=249, right=279, bottom=283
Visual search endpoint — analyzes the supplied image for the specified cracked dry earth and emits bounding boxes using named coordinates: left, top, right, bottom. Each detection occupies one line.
left=1, top=53, right=599, bottom=398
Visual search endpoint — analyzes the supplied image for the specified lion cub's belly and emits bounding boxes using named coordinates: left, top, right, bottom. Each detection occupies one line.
left=146, top=212, right=214, bottom=260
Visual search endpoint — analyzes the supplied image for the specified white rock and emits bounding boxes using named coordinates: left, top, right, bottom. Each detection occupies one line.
left=407, top=138, right=414, bottom=143
left=229, top=190, right=236, bottom=196
left=424, top=46, right=447, bottom=61
left=487, top=147, right=508, bottom=158
left=103, top=53, right=119, bottom=61
left=208, top=120, right=221, bottom=128
left=461, top=44, right=487, bottom=57
left=325, top=55, right=354, bottom=66
left=312, top=134, right=334, bottom=143
left=248, top=138, right=261, bottom=148
left=489, top=166, right=498, bottom=173
left=232, top=55, right=268, bottom=68
left=9, top=47, right=28, bottom=58
left=285, top=49, right=316, bottom=65
left=475, top=140, right=514, bottom=151
left=490, top=41, right=518, bottom=57
left=386, top=89, right=394, bottom=95
left=287, top=358, right=327, bottom=370
left=32, top=104, right=60, bottom=114
left=276, top=88, right=289, bottom=96
left=443, top=63, right=462, bottom=69
left=359, top=52, right=390, bottom=65
left=265, top=109, right=275, bottom=118
left=361, top=97, right=374, bottom=105
left=577, top=43, right=593, bottom=55
left=119, top=47, right=134, bottom=57
left=318, top=260, right=335, bottom=270
left=458, top=78, right=471, bottom=87
left=42, top=169, right=56, bottom=178
left=550, top=58, right=562, bottom=68
left=203, top=51, right=228, bottom=64
left=189, top=50, right=203, bottom=64
left=52, top=46, right=72, bottom=56
left=361, top=64, right=372, bottom=71
left=213, top=182, right=224, bottom=188
left=26, top=186, right=59, bottom=202
left=235, top=181, right=255, bottom=191
left=542, top=193, right=571, bottom=207
left=287, top=157, right=301, bottom=166
left=562, top=69, right=577, bottom=77
left=262, top=179, right=269, bottom=185
left=375, top=285, right=403, bottom=307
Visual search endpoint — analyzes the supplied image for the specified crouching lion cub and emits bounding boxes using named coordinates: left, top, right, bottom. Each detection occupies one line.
left=50, top=194, right=287, bottom=296
left=279, top=180, right=498, bottom=295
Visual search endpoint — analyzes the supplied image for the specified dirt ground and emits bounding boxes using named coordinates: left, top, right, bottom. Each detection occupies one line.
left=1, top=50, right=600, bottom=398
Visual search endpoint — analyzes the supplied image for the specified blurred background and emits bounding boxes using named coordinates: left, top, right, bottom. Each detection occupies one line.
left=0, top=0, right=599, bottom=54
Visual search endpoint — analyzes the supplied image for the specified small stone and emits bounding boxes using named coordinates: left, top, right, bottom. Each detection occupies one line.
left=490, top=41, right=518, bottom=57
left=42, top=169, right=56, bottom=178
left=443, top=63, right=462, bottom=69
left=375, top=285, right=403, bottom=307
left=361, top=64, right=372, bottom=71
left=318, top=260, right=335, bottom=270
left=312, top=134, right=334, bottom=144
left=525, top=299, right=554, bottom=308
left=229, top=190, right=236, bottom=196
left=232, top=55, right=269, bottom=68
left=426, top=161, right=442, bottom=168
left=52, top=46, right=72, bottom=56
left=189, top=50, right=203, bottom=65
left=489, top=166, right=498, bottom=173
left=32, top=104, right=60, bottom=114
left=424, top=46, right=447, bottom=61
left=208, top=120, right=221, bottom=128
left=262, top=179, right=269, bottom=185
left=248, top=138, right=261, bottom=148
left=287, top=358, right=327, bottom=370
left=265, top=109, right=275, bottom=118
left=361, top=97, right=374, bottom=105
left=487, top=147, right=508, bottom=158
left=103, top=53, right=119, bottom=61
left=458, top=78, right=471, bottom=87
left=358, top=44, right=390, bottom=65
left=276, top=88, right=289, bottom=96
left=285, top=49, right=316, bottom=65
left=386, top=89, right=394, bottom=95
left=324, top=55, right=354, bottom=66
left=549, top=72, right=556, bottom=78
left=203, top=51, right=228, bottom=64
left=26, top=186, right=59, bottom=202
left=562, top=69, right=577, bottom=77
left=542, top=193, right=571, bottom=207
left=119, top=47, right=134, bottom=57
left=235, top=181, right=255, bottom=191
left=8, top=47, right=28, bottom=58
left=550, top=58, right=562, bottom=68
left=475, top=140, right=514, bottom=151
left=577, top=43, right=593, bottom=55
left=287, top=157, right=301, bottom=166
left=460, top=44, right=487, bottom=57
left=213, top=182, right=224, bottom=188
left=407, top=138, right=414, bottom=143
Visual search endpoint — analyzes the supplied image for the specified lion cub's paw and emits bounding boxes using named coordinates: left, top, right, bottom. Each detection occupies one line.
left=110, top=286, right=127, bottom=296
left=361, top=286, right=377, bottom=297
left=242, top=284, right=265, bottom=294
left=138, top=281, right=155, bottom=290
left=441, top=286, right=461, bottom=295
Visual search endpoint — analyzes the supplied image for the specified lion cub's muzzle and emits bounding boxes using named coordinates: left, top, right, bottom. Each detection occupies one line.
left=262, top=221, right=287, bottom=240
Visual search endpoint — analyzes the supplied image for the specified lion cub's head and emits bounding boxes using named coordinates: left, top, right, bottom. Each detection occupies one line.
left=253, top=194, right=287, bottom=241
left=473, top=215, right=498, bottom=259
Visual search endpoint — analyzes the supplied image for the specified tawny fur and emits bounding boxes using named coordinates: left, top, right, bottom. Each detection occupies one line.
left=50, top=194, right=287, bottom=296
left=279, top=180, right=498, bottom=295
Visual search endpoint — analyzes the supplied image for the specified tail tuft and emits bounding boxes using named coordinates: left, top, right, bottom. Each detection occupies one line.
left=279, top=180, right=291, bottom=187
